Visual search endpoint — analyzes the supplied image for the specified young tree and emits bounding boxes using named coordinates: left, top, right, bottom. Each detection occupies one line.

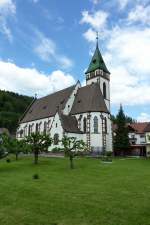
left=9, top=139, right=31, bottom=160
left=61, top=136, right=86, bottom=169
left=26, top=133, right=52, bottom=164
left=0, top=133, right=10, bottom=159
left=0, top=138, right=6, bottom=159
left=113, top=105, right=130, bottom=154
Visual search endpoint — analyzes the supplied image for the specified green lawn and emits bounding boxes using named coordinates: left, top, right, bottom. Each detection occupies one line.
left=0, top=156, right=150, bottom=225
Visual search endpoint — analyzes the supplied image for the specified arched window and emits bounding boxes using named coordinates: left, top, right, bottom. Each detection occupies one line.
left=43, top=121, right=47, bottom=134
left=104, top=117, right=107, bottom=134
left=48, top=120, right=51, bottom=129
left=28, top=125, right=32, bottom=136
left=93, top=116, right=98, bottom=133
left=103, top=82, right=106, bottom=99
left=54, top=133, right=59, bottom=145
left=35, top=123, right=39, bottom=133
left=83, top=117, right=87, bottom=133
left=24, top=126, right=27, bottom=136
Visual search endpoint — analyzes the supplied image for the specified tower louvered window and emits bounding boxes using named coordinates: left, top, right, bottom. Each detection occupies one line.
left=103, top=82, right=106, bottom=99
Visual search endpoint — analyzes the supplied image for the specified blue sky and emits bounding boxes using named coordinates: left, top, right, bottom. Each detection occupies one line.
left=0, top=0, right=150, bottom=121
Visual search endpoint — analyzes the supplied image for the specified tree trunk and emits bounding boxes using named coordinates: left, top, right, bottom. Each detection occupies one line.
left=34, top=151, right=39, bottom=164
left=15, top=153, right=18, bottom=161
left=69, top=155, right=74, bottom=169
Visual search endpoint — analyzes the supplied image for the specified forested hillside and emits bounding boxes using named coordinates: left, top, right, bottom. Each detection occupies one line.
left=0, top=90, right=33, bottom=134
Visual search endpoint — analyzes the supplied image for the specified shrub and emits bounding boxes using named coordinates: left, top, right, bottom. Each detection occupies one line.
left=6, top=158, right=11, bottom=163
left=101, top=151, right=113, bottom=162
left=32, top=174, right=39, bottom=179
left=51, top=147, right=63, bottom=153
left=106, top=151, right=112, bottom=157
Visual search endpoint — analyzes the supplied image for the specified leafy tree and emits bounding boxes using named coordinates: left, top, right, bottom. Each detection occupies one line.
left=61, top=136, right=86, bottom=169
left=9, top=139, right=31, bottom=160
left=26, top=133, right=52, bottom=164
left=113, top=105, right=130, bottom=153
left=0, top=134, right=30, bottom=160
left=0, top=140, right=6, bottom=159
left=0, top=134, right=9, bottom=159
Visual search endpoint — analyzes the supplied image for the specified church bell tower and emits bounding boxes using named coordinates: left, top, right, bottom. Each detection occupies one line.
left=85, top=34, right=110, bottom=111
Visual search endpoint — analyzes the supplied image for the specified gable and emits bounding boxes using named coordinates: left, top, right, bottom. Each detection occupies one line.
left=70, top=83, right=109, bottom=115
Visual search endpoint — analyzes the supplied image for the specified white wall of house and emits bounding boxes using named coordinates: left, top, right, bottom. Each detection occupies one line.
left=145, top=132, right=150, bottom=154
left=145, top=132, right=150, bottom=144
left=128, top=132, right=146, bottom=145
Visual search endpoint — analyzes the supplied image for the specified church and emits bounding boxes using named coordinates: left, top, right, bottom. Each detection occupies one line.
left=17, top=39, right=112, bottom=153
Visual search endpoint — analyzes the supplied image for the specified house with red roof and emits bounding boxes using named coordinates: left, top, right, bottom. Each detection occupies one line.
left=144, top=123, right=150, bottom=156
left=113, top=122, right=150, bottom=156
left=127, top=122, right=149, bottom=156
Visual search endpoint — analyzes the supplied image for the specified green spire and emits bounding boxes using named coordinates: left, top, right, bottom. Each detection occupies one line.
left=85, top=40, right=110, bottom=74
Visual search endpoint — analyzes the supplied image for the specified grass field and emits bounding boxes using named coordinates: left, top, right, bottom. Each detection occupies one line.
left=0, top=156, right=150, bottom=225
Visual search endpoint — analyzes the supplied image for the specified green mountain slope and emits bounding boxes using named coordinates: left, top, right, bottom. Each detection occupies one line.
left=0, top=90, right=33, bottom=133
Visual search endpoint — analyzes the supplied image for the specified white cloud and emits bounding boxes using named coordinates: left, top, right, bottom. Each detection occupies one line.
left=107, top=27, right=150, bottom=74
left=0, top=0, right=16, bottom=41
left=80, top=10, right=108, bottom=30
left=128, top=5, right=150, bottom=25
left=80, top=8, right=150, bottom=106
left=34, top=31, right=73, bottom=69
left=83, top=28, right=96, bottom=42
left=137, top=113, right=150, bottom=122
left=117, top=0, right=129, bottom=10
left=0, top=60, right=75, bottom=96
left=34, top=32, right=56, bottom=61
left=58, top=56, right=73, bottom=69
left=90, top=0, right=100, bottom=5
left=109, top=65, right=150, bottom=105
left=105, top=26, right=150, bottom=105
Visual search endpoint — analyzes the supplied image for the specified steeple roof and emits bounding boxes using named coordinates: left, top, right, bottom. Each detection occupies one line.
left=85, top=43, right=110, bottom=74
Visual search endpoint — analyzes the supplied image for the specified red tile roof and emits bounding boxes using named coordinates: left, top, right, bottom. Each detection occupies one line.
left=112, top=122, right=150, bottom=134
left=128, top=122, right=149, bottom=134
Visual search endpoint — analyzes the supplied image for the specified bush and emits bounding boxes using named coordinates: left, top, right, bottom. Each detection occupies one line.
left=147, top=151, right=150, bottom=157
left=106, top=151, right=113, bottom=157
left=101, top=151, right=113, bottom=162
left=32, top=174, right=39, bottom=179
left=51, top=147, right=63, bottom=153
left=6, top=158, right=11, bottom=163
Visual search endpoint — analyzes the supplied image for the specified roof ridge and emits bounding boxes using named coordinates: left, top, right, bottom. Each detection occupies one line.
left=38, top=84, right=76, bottom=100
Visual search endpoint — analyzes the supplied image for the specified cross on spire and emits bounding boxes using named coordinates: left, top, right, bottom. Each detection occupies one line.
left=96, top=31, right=99, bottom=48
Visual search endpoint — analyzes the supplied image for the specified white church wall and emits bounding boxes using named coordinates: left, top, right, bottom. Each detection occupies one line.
left=90, top=112, right=102, bottom=151
left=74, top=112, right=112, bottom=152
left=63, top=82, right=81, bottom=115
left=100, top=76, right=110, bottom=111
left=48, top=113, right=64, bottom=151
left=17, top=116, right=53, bottom=140
left=66, top=132, right=83, bottom=140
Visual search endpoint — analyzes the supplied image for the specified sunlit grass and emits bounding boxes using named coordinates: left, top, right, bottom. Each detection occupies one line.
left=0, top=156, right=150, bottom=225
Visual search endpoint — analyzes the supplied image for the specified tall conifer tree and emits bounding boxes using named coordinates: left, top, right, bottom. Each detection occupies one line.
left=114, top=105, right=130, bottom=151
